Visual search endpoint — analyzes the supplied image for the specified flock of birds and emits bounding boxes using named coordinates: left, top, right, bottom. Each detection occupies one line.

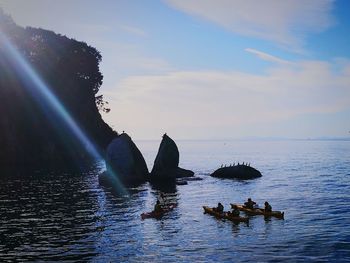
left=220, top=162, right=251, bottom=167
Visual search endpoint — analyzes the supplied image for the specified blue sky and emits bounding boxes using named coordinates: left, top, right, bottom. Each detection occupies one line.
left=0, top=0, right=349, bottom=139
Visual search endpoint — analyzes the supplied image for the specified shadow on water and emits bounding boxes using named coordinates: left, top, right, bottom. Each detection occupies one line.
left=0, top=161, right=104, bottom=179
left=149, top=180, right=178, bottom=194
left=231, top=222, right=243, bottom=237
left=0, top=166, right=104, bottom=261
left=213, top=176, right=263, bottom=184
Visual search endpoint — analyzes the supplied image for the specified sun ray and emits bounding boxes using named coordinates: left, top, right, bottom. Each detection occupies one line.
left=0, top=30, right=127, bottom=195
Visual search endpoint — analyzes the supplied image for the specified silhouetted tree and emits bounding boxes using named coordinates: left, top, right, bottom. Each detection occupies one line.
left=0, top=9, right=116, bottom=171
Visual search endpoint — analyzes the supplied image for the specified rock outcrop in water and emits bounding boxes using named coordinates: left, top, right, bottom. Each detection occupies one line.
left=210, top=164, right=262, bottom=179
left=100, top=133, right=149, bottom=186
left=150, top=134, right=194, bottom=182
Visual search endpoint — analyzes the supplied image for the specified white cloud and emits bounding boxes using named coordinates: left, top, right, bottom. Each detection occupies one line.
left=165, top=0, right=335, bottom=49
left=119, top=56, right=172, bottom=72
left=104, top=58, right=350, bottom=138
left=118, top=25, right=147, bottom=37
left=245, top=48, right=293, bottom=65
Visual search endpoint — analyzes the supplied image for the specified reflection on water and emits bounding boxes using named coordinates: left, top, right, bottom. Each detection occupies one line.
left=0, top=140, right=349, bottom=262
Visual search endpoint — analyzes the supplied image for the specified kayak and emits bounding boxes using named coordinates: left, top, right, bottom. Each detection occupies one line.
left=203, top=206, right=249, bottom=223
left=230, top=203, right=284, bottom=219
left=141, top=204, right=176, bottom=220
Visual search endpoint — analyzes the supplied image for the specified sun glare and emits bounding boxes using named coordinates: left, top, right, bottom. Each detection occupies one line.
left=0, top=30, right=127, bottom=195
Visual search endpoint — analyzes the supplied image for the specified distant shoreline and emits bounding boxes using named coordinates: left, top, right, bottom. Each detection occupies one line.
left=135, top=137, right=350, bottom=142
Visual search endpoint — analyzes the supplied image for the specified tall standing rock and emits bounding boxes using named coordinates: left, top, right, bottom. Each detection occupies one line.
left=150, top=134, right=194, bottom=181
left=99, top=133, right=149, bottom=186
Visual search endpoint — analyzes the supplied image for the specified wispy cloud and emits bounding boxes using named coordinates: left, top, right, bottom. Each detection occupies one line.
left=245, top=48, right=293, bottom=65
left=118, top=25, right=147, bottom=37
left=165, top=0, right=335, bottom=50
left=104, top=58, right=350, bottom=138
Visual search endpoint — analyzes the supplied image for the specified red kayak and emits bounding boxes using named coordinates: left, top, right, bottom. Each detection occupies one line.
left=141, top=204, right=177, bottom=220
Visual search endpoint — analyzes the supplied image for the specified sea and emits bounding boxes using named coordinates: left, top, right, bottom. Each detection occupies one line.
left=0, top=140, right=349, bottom=262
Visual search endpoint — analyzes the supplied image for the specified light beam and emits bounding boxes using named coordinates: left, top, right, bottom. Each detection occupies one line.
left=0, top=30, right=127, bottom=195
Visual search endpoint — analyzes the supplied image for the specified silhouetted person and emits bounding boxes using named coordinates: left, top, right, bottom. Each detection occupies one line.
left=159, top=193, right=166, bottom=205
left=214, top=202, right=224, bottom=213
left=229, top=204, right=240, bottom=217
left=244, top=198, right=256, bottom=209
left=154, top=200, right=163, bottom=213
left=264, top=201, right=272, bottom=212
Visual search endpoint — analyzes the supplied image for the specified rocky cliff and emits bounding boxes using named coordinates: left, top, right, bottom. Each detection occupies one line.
left=0, top=10, right=116, bottom=171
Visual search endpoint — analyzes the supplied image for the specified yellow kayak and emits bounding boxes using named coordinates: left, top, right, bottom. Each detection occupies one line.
left=203, top=206, right=249, bottom=223
left=230, top=203, right=284, bottom=219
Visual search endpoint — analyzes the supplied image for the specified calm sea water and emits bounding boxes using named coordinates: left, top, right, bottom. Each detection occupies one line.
left=0, top=140, right=349, bottom=262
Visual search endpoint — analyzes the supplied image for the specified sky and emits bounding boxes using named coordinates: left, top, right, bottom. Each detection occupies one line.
left=0, top=0, right=349, bottom=140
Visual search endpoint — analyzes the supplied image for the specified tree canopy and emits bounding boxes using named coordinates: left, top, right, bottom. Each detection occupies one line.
left=0, top=9, right=116, bottom=171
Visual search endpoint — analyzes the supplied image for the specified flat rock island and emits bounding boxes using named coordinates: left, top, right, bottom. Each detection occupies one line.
left=210, top=164, right=262, bottom=180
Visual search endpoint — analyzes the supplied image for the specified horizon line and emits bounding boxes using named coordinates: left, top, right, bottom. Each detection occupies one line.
left=132, top=136, right=350, bottom=142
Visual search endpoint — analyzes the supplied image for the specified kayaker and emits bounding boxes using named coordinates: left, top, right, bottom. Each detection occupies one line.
left=244, top=198, right=256, bottom=209
left=264, top=201, right=272, bottom=212
left=230, top=204, right=240, bottom=217
left=214, top=202, right=224, bottom=213
left=159, top=193, right=166, bottom=205
left=154, top=200, right=163, bottom=213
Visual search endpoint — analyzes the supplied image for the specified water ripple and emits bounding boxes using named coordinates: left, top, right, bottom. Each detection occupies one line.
left=0, top=140, right=349, bottom=261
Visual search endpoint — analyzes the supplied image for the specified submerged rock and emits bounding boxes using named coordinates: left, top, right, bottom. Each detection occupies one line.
left=150, top=134, right=194, bottom=182
left=175, top=179, right=188, bottom=185
left=100, top=133, right=149, bottom=186
left=176, top=176, right=203, bottom=185
left=210, top=164, right=262, bottom=179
